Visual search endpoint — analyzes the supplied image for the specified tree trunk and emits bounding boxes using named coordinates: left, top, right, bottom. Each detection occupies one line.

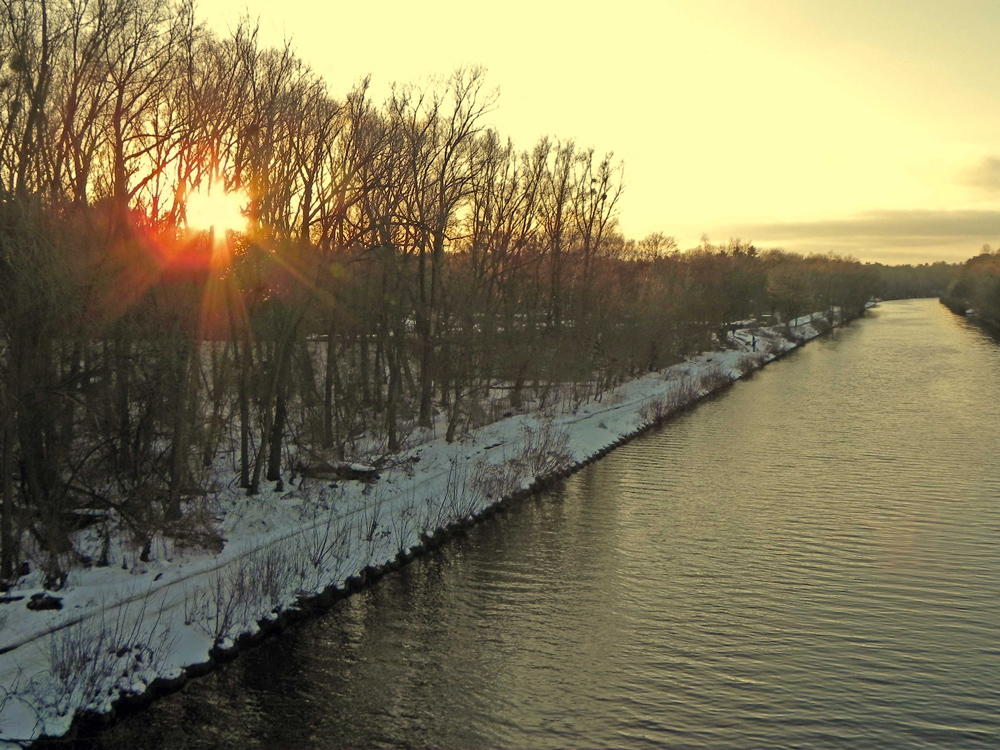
left=238, top=342, right=251, bottom=489
left=166, top=339, right=195, bottom=520
left=372, top=335, right=384, bottom=412
left=323, top=320, right=335, bottom=449
left=445, top=384, right=461, bottom=444
left=266, top=357, right=290, bottom=482
left=251, top=305, right=306, bottom=493
left=202, top=343, right=230, bottom=468
left=358, top=333, right=371, bottom=407
left=386, top=325, right=402, bottom=452
left=1, top=411, right=15, bottom=581
left=415, top=340, right=429, bottom=425
left=114, top=333, right=132, bottom=474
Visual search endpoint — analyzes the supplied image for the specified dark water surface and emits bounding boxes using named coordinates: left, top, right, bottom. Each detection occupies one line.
left=99, top=299, right=1000, bottom=749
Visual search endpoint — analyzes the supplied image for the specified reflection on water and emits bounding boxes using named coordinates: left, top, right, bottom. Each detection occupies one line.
left=99, top=299, right=1000, bottom=749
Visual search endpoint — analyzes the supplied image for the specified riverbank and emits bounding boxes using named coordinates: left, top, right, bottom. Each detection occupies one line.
left=939, top=295, right=1000, bottom=335
left=0, top=307, right=868, bottom=746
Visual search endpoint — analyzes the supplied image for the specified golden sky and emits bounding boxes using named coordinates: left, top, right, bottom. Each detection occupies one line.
left=200, top=0, right=1000, bottom=264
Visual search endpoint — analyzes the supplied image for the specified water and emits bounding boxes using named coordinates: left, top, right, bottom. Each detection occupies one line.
left=97, top=299, right=1000, bottom=749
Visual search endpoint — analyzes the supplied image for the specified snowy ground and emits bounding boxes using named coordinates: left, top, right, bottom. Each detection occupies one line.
left=0, top=311, right=848, bottom=745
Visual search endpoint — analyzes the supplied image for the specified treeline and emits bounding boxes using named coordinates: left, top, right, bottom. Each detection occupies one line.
left=874, top=261, right=957, bottom=300
left=0, top=0, right=880, bottom=585
left=940, top=247, right=1000, bottom=324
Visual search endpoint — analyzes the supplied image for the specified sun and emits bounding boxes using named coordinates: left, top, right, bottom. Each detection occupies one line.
left=184, top=179, right=248, bottom=235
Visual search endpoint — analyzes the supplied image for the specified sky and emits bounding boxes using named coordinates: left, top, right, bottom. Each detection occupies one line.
left=198, top=0, right=1000, bottom=265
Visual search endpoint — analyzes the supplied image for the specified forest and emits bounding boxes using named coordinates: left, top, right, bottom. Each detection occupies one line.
left=1, top=0, right=936, bottom=589
left=940, top=246, right=1000, bottom=326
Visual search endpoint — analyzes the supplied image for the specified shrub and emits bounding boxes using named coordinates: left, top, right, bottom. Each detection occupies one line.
left=424, top=455, right=490, bottom=528
left=812, top=317, right=832, bottom=335
left=698, top=365, right=732, bottom=392
left=639, top=396, right=668, bottom=425
left=184, top=568, right=246, bottom=645
left=471, top=459, right=522, bottom=504
left=516, top=420, right=572, bottom=477
left=388, top=494, right=419, bottom=555
left=302, top=510, right=352, bottom=587
left=37, top=594, right=172, bottom=716
left=736, top=355, right=758, bottom=376
left=358, top=486, right=390, bottom=561
left=639, top=375, right=701, bottom=426
left=246, top=544, right=297, bottom=612
left=183, top=547, right=297, bottom=645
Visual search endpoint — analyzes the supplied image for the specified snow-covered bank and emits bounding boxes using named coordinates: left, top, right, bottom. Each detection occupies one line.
left=0, top=309, right=867, bottom=746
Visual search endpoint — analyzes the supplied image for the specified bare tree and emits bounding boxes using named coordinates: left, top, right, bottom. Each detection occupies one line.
left=573, top=148, right=623, bottom=288
left=538, top=138, right=574, bottom=328
left=393, top=66, right=496, bottom=428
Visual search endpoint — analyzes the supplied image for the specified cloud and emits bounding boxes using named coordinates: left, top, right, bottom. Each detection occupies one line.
left=960, top=156, right=1000, bottom=192
left=716, top=210, right=1000, bottom=264
left=729, top=209, right=1000, bottom=242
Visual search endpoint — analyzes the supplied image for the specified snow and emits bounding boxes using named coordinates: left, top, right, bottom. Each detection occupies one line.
left=0, top=309, right=859, bottom=745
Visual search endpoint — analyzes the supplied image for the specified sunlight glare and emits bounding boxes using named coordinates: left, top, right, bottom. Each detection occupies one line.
left=184, top=179, right=248, bottom=235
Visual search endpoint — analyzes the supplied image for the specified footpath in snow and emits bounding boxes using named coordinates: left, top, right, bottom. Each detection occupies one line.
left=0, top=310, right=858, bottom=746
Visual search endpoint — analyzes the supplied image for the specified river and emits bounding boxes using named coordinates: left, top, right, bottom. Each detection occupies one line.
left=92, top=298, right=1000, bottom=749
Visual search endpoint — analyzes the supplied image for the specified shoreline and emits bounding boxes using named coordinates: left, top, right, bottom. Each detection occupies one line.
left=939, top=296, right=1000, bottom=336
left=2, top=306, right=870, bottom=747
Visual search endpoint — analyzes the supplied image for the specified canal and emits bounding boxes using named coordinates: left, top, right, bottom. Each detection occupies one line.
left=94, top=298, right=1000, bottom=749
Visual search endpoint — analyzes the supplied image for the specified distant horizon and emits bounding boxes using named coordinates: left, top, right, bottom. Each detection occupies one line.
left=680, top=208, right=1000, bottom=265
